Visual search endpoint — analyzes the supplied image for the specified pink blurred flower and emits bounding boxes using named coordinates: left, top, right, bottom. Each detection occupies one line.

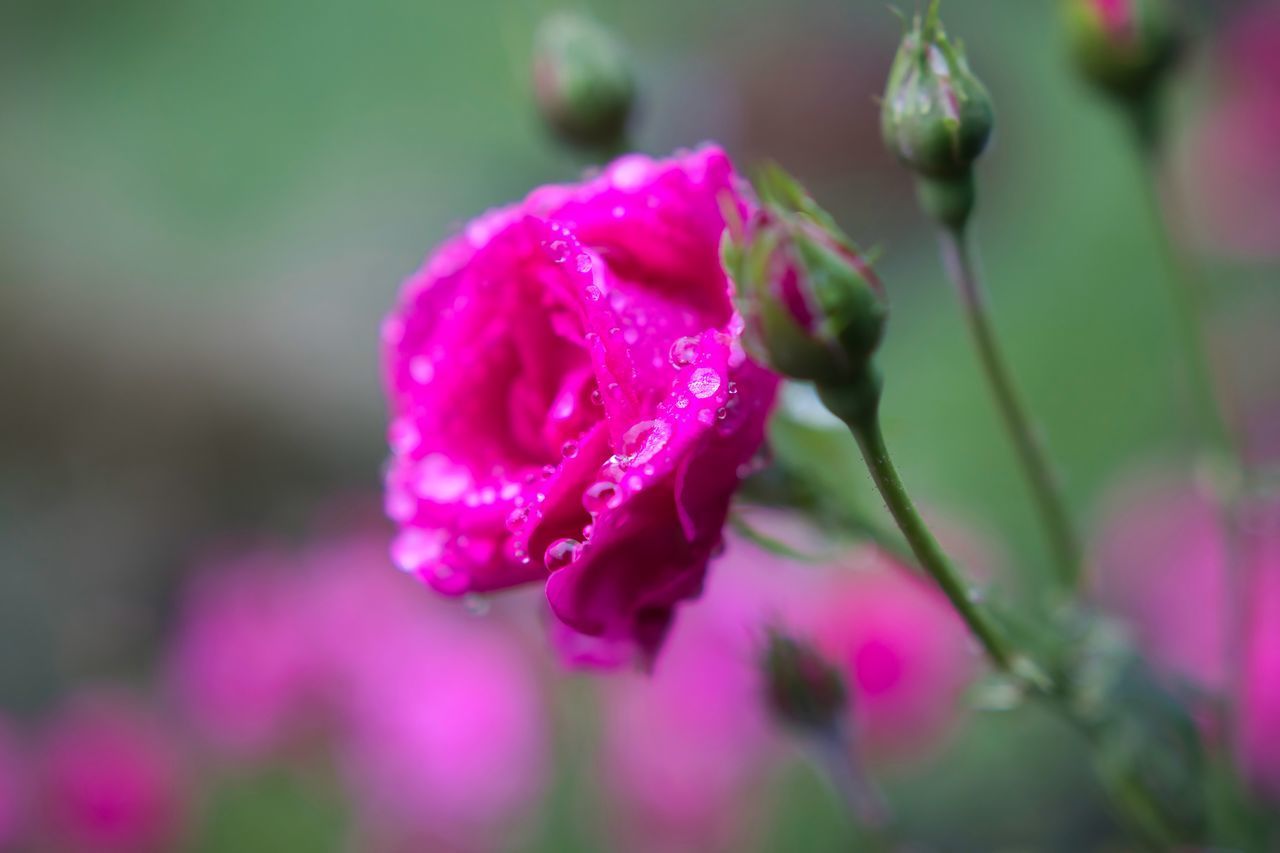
left=167, top=549, right=327, bottom=758
left=811, top=552, right=975, bottom=756
left=0, top=715, right=23, bottom=849
left=1091, top=468, right=1280, bottom=802
left=599, top=514, right=978, bottom=849
left=1239, top=501, right=1280, bottom=803
left=167, top=531, right=550, bottom=849
left=1091, top=468, right=1228, bottom=691
left=337, top=619, right=548, bottom=851
left=381, top=146, right=778, bottom=664
left=599, top=528, right=799, bottom=852
left=33, top=692, right=187, bottom=852
left=1180, top=3, right=1280, bottom=260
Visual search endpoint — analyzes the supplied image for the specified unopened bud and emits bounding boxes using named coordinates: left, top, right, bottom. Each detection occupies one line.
left=724, top=166, right=887, bottom=393
left=760, top=628, right=847, bottom=732
left=881, top=2, right=994, bottom=183
left=1063, top=0, right=1183, bottom=104
left=532, top=13, right=635, bottom=151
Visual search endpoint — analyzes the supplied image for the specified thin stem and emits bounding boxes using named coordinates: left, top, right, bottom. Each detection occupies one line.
left=808, top=724, right=891, bottom=836
left=847, top=412, right=1015, bottom=671
left=938, top=227, right=1082, bottom=591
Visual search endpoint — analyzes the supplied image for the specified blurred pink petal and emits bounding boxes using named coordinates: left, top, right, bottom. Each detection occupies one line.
left=34, top=692, right=187, bottom=853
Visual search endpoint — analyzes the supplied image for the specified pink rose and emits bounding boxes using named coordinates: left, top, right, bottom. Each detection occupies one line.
left=336, top=619, right=549, bottom=851
left=381, top=146, right=778, bottom=662
left=167, top=548, right=329, bottom=758
left=811, top=551, right=975, bottom=756
left=1090, top=468, right=1228, bottom=691
left=33, top=692, right=188, bottom=853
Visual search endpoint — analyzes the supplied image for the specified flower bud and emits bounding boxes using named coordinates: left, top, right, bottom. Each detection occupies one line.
left=532, top=13, right=635, bottom=151
left=760, top=628, right=847, bottom=732
left=881, top=3, right=994, bottom=182
left=1063, top=0, right=1183, bottom=104
left=724, top=167, right=888, bottom=391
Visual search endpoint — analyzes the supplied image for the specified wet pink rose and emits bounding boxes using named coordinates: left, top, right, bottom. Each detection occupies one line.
left=34, top=692, right=187, bottom=852
left=381, top=146, right=778, bottom=663
left=167, top=549, right=326, bottom=758
left=0, top=716, right=23, bottom=849
left=337, top=617, right=549, bottom=851
left=811, top=551, right=975, bottom=756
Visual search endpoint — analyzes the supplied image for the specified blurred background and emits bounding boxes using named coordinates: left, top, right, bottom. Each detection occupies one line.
left=1, top=0, right=1278, bottom=849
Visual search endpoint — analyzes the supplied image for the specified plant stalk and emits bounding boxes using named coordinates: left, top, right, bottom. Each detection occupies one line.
left=938, top=226, right=1082, bottom=592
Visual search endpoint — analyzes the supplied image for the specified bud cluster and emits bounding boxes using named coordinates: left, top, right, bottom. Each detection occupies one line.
left=724, top=166, right=888, bottom=403
left=881, top=4, right=994, bottom=182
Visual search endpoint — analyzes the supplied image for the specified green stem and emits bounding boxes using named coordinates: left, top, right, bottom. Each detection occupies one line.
left=938, top=227, right=1082, bottom=591
left=836, top=402, right=1015, bottom=671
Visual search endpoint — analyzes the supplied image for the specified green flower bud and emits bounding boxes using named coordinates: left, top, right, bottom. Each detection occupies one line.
left=760, top=628, right=848, bottom=732
left=724, top=166, right=888, bottom=390
left=1063, top=0, right=1183, bottom=104
left=881, top=2, right=994, bottom=181
left=532, top=13, right=636, bottom=151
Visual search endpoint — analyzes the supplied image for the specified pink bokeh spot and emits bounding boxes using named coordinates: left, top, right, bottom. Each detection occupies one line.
left=34, top=693, right=187, bottom=853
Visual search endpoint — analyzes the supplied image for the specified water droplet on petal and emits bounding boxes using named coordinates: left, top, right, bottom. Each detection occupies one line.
left=689, top=367, right=722, bottom=399
left=575, top=253, right=592, bottom=273
left=544, top=538, right=582, bottom=571
left=506, top=507, right=530, bottom=532
left=620, top=420, right=671, bottom=465
left=668, top=336, right=700, bottom=367
left=590, top=388, right=603, bottom=406
left=561, top=439, right=579, bottom=459
left=391, top=529, right=446, bottom=574
left=409, top=355, right=435, bottom=385
left=727, top=381, right=739, bottom=395
left=583, top=481, right=622, bottom=514
left=388, top=417, right=421, bottom=455
left=547, top=239, right=571, bottom=263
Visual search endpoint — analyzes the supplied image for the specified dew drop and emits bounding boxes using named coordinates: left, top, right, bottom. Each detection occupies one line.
left=626, top=474, right=644, bottom=493
left=590, top=388, right=603, bottom=406
left=688, top=367, right=722, bottom=399
left=561, top=439, right=579, bottom=459
left=716, top=407, right=728, bottom=420
left=575, top=253, right=592, bottom=273
left=727, top=381, right=739, bottom=395
left=409, top=355, right=435, bottom=385
left=547, top=239, right=571, bottom=263
left=505, top=507, right=530, bottom=532
left=697, top=409, right=715, bottom=425
left=668, top=336, right=700, bottom=367
left=388, top=417, right=421, bottom=455
left=544, top=538, right=582, bottom=571
left=583, top=481, right=622, bottom=514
